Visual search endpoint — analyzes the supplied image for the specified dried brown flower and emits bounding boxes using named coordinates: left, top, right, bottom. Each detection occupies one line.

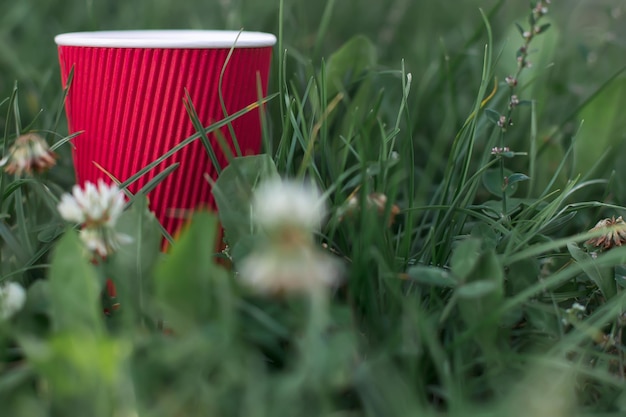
left=341, top=192, right=401, bottom=226
left=586, top=216, right=626, bottom=250
left=0, top=133, right=56, bottom=176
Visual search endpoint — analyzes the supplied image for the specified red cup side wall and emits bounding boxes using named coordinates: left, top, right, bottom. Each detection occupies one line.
left=57, top=45, right=273, bottom=237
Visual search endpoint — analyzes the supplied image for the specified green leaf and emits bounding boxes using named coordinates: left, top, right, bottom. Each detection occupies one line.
left=485, top=108, right=502, bottom=125
left=324, top=35, right=377, bottom=98
left=538, top=211, right=577, bottom=235
left=154, top=211, right=230, bottom=332
left=24, top=280, right=50, bottom=316
left=456, top=280, right=497, bottom=298
left=470, top=223, right=499, bottom=250
left=457, top=249, right=504, bottom=355
left=506, top=258, right=540, bottom=296
left=574, top=77, right=626, bottom=178
left=230, top=234, right=259, bottom=265
left=108, top=196, right=162, bottom=327
left=335, top=78, right=379, bottom=158
left=483, top=167, right=519, bottom=197
left=533, top=127, right=568, bottom=194
left=525, top=304, right=560, bottom=335
left=405, top=266, right=457, bottom=287
left=48, top=230, right=104, bottom=335
left=14, top=280, right=51, bottom=336
left=567, top=242, right=617, bottom=299
left=514, top=22, right=525, bottom=36
left=0, top=220, right=28, bottom=265
left=212, top=154, right=279, bottom=247
left=451, top=238, right=483, bottom=282
left=537, top=23, right=551, bottom=34
left=480, top=197, right=542, bottom=218
left=506, top=173, right=530, bottom=188
left=37, top=222, right=65, bottom=243
left=615, top=265, right=626, bottom=289
left=20, top=333, right=128, bottom=413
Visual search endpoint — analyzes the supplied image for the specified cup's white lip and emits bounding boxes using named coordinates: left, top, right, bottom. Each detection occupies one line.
left=54, top=30, right=277, bottom=49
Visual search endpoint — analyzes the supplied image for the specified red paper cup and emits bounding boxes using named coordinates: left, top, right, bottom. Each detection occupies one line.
left=55, top=30, right=275, bottom=238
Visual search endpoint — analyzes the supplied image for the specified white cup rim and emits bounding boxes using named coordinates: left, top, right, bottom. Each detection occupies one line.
left=55, top=30, right=277, bottom=49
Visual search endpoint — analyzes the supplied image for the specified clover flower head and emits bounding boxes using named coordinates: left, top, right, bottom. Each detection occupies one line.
left=586, top=216, right=626, bottom=250
left=58, top=180, right=125, bottom=227
left=237, top=178, right=343, bottom=296
left=252, top=179, right=326, bottom=233
left=57, top=180, right=130, bottom=258
left=0, top=282, right=26, bottom=320
left=0, top=133, right=56, bottom=177
left=569, top=302, right=586, bottom=312
left=562, top=301, right=587, bottom=327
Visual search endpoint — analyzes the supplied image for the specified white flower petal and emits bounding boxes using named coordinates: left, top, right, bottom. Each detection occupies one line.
left=80, top=228, right=110, bottom=257
left=0, top=282, right=26, bottom=320
left=71, top=184, right=88, bottom=209
left=238, top=246, right=342, bottom=295
left=57, top=194, right=86, bottom=223
left=60, top=181, right=125, bottom=225
left=253, top=179, right=326, bottom=232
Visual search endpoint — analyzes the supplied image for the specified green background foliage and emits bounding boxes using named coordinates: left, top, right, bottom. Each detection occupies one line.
left=1, top=0, right=626, bottom=416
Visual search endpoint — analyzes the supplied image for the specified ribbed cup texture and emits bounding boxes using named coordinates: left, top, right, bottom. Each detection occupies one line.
left=57, top=45, right=272, bottom=237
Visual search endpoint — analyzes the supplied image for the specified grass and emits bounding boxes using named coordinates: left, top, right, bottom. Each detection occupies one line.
left=1, top=0, right=626, bottom=416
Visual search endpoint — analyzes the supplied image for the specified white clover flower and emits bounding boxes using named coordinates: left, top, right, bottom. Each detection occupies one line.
left=57, top=180, right=125, bottom=226
left=237, top=178, right=343, bottom=296
left=57, top=180, right=130, bottom=258
left=563, top=301, right=587, bottom=327
left=252, top=179, right=326, bottom=233
left=0, top=282, right=26, bottom=320
left=238, top=245, right=343, bottom=295
left=0, top=133, right=56, bottom=177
